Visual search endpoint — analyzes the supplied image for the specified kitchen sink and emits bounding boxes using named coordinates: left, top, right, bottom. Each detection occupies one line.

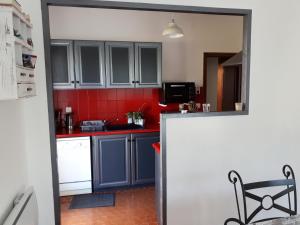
left=104, top=124, right=143, bottom=131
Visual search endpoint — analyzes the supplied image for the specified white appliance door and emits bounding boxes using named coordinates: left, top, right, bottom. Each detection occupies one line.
left=57, top=137, right=91, bottom=195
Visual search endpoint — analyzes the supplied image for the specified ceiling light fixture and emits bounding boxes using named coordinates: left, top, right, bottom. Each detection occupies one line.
left=162, top=19, right=184, bottom=39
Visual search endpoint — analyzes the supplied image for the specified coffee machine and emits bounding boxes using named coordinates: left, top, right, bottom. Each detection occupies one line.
left=64, top=107, right=73, bottom=130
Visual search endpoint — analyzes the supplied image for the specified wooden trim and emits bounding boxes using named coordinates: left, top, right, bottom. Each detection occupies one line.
left=217, top=65, right=224, bottom=112
left=203, top=54, right=207, bottom=102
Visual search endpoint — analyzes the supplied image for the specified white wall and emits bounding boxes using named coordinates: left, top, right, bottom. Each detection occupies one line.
left=165, top=1, right=300, bottom=225
left=14, top=0, right=55, bottom=225
left=0, top=101, right=28, bottom=224
left=49, top=6, right=243, bottom=86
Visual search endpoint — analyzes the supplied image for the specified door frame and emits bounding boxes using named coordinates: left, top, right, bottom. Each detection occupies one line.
left=203, top=52, right=236, bottom=103
left=40, top=1, right=252, bottom=225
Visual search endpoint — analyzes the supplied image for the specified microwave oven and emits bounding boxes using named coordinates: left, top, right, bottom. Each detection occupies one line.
left=161, top=82, right=196, bottom=104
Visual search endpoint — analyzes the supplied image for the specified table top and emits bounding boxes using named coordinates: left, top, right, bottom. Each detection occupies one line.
left=250, top=215, right=300, bottom=225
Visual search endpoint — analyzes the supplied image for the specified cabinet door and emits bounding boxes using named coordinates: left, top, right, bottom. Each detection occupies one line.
left=92, top=135, right=131, bottom=190
left=74, top=41, right=105, bottom=88
left=50, top=40, right=75, bottom=89
left=135, top=43, right=162, bottom=88
left=105, top=42, right=135, bottom=88
left=131, top=133, right=159, bottom=185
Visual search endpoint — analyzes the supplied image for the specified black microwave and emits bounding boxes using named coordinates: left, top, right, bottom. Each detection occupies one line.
left=161, top=82, right=196, bottom=104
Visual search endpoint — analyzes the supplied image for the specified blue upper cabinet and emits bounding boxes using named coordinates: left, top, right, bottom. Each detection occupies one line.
left=51, top=40, right=162, bottom=89
left=74, top=41, right=106, bottom=88
left=135, top=43, right=162, bottom=88
left=105, top=42, right=135, bottom=88
left=50, top=40, right=75, bottom=89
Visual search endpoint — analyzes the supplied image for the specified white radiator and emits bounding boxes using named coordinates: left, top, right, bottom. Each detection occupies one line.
left=3, top=187, right=38, bottom=225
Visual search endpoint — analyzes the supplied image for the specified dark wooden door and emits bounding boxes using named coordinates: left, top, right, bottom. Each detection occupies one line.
left=222, top=66, right=242, bottom=111
left=203, top=53, right=236, bottom=111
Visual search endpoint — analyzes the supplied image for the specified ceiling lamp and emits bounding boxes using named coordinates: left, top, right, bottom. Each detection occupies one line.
left=162, top=19, right=184, bottom=38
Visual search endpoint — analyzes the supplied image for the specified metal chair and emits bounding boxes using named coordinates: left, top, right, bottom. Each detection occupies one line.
left=224, top=165, right=297, bottom=225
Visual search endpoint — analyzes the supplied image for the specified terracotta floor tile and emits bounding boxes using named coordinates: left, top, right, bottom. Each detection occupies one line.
left=61, top=187, right=158, bottom=225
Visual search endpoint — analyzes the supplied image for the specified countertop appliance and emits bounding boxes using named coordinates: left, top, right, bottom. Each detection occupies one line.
left=80, top=120, right=105, bottom=132
left=57, top=137, right=92, bottom=196
left=161, top=82, right=196, bottom=104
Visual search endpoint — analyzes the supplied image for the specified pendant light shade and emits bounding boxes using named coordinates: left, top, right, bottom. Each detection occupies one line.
left=162, top=19, right=184, bottom=38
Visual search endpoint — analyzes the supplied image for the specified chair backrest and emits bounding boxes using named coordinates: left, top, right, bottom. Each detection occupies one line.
left=227, top=165, right=297, bottom=224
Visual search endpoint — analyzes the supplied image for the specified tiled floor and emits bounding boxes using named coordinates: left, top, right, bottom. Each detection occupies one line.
left=60, top=187, right=158, bottom=225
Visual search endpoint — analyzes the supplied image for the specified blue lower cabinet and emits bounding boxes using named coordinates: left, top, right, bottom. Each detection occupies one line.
left=92, top=134, right=131, bottom=190
left=131, top=133, right=159, bottom=185
left=92, top=132, right=159, bottom=190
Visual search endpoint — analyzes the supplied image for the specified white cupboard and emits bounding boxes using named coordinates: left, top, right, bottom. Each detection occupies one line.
left=0, top=1, right=36, bottom=100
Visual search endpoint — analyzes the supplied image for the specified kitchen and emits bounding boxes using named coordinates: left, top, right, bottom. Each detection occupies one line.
left=49, top=5, right=243, bottom=225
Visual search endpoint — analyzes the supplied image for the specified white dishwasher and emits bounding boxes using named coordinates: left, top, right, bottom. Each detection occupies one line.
left=57, top=137, right=92, bottom=196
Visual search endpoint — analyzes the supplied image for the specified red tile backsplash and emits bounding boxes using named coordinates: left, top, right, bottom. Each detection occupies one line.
left=53, top=88, right=204, bottom=127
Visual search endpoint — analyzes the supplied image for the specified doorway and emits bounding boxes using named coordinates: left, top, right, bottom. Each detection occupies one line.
left=203, top=52, right=242, bottom=112
left=41, top=1, right=252, bottom=224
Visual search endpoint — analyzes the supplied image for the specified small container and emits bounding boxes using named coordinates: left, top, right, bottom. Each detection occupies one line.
left=202, top=103, right=211, bottom=112
left=134, top=118, right=145, bottom=127
left=179, top=104, right=184, bottom=111
left=126, top=112, right=134, bottom=124
left=235, top=102, right=243, bottom=111
left=181, top=110, right=188, bottom=114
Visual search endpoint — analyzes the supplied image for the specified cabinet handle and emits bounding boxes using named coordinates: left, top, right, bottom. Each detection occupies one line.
left=170, top=84, right=185, bottom=87
left=20, top=73, right=26, bottom=77
left=29, top=74, right=34, bottom=78
left=71, top=81, right=75, bottom=83
left=27, top=87, right=33, bottom=92
left=76, top=81, right=80, bottom=84
left=136, top=81, right=140, bottom=84
left=132, top=81, right=136, bottom=84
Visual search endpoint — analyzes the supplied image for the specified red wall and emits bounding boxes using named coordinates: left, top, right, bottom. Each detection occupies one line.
left=53, top=88, right=203, bottom=127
